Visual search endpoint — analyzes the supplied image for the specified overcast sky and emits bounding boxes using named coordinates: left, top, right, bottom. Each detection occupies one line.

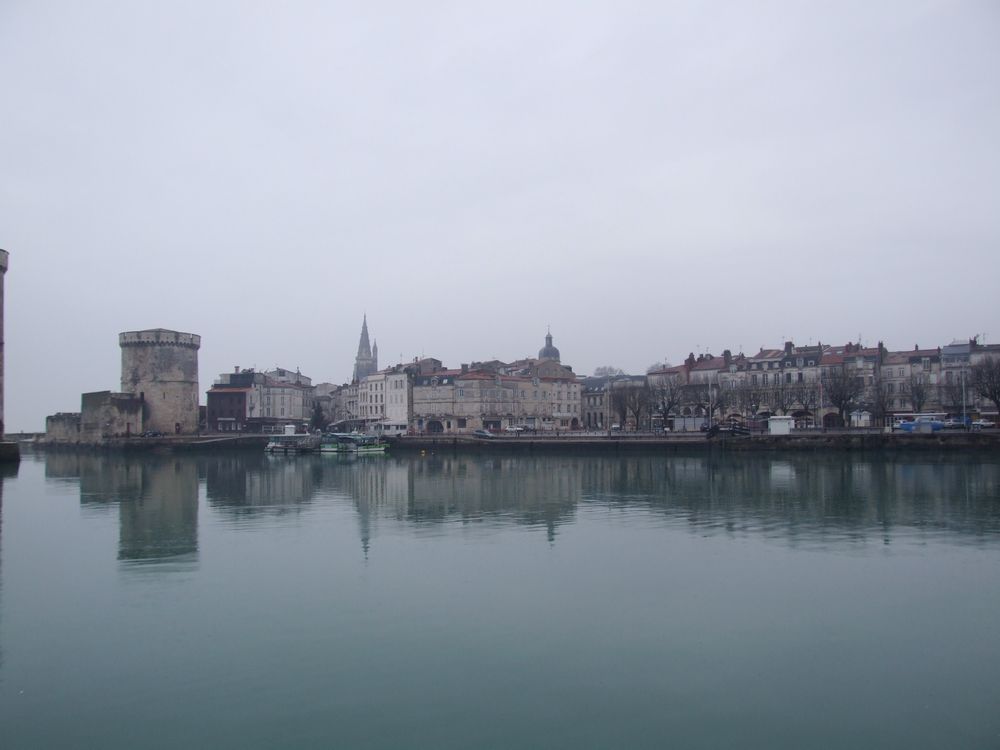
left=2, top=0, right=999, bottom=431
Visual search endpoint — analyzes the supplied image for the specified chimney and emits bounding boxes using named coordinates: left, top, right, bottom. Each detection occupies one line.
left=723, top=349, right=732, bottom=365
left=234, top=366, right=240, bottom=374
left=686, top=353, right=696, bottom=367
left=461, top=363, right=468, bottom=374
left=784, top=341, right=793, bottom=355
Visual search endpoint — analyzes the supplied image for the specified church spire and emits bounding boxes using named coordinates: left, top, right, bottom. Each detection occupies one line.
left=353, top=316, right=376, bottom=382
left=357, top=314, right=372, bottom=358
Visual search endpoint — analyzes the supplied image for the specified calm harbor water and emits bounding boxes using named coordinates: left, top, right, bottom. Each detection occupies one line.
left=1, top=449, right=999, bottom=749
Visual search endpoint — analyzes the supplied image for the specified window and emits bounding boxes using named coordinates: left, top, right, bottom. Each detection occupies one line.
left=797, top=372, right=803, bottom=382
left=457, top=418, right=467, bottom=428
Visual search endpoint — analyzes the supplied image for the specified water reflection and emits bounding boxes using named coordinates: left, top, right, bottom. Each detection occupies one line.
left=328, top=455, right=580, bottom=552
left=204, top=453, right=316, bottom=518
left=46, top=452, right=199, bottom=565
left=39, top=451, right=1000, bottom=564
left=579, top=453, right=1000, bottom=546
left=0, top=461, right=20, bottom=668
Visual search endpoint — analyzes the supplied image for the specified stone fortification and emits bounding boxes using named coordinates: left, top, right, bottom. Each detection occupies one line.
left=119, top=328, right=201, bottom=434
left=46, top=412, right=82, bottom=443
left=0, top=250, right=8, bottom=437
left=80, top=392, right=143, bottom=440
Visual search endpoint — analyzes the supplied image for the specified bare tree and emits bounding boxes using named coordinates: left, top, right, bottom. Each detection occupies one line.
left=609, top=386, right=630, bottom=428
left=971, top=358, right=1000, bottom=416
left=769, top=381, right=795, bottom=416
left=650, top=377, right=684, bottom=424
left=682, top=384, right=709, bottom=422
left=903, top=374, right=929, bottom=413
left=710, top=384, right=730, bottom=422
left=735, top=383, right=765, bottom=419
left=625, top=383, right=652, bottom=431
left=938, top=380, right=967, bottom=417
left=821, top=367, right=864, bottom=427
left=864, top=381, right=892, bottom=427
left=795, top=382, right=819, bottom=416
left=594, top=366, right=625, bottom=377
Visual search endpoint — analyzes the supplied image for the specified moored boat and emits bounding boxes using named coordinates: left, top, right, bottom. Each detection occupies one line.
left=319, top=433, right=387, bottom=455
left=265, top=434, right=320, bottom=454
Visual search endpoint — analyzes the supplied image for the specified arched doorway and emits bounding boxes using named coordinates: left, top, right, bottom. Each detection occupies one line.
left=426, top=420, right=444, bottom=434
left=571, top=418, right=579, bottom=429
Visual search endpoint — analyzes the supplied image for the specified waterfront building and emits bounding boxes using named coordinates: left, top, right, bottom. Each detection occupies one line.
left=206, top=366, right=314, bottom=433
left=879, top=346, right=942, bottom=418
left=400, top=333, right=581, bottom=434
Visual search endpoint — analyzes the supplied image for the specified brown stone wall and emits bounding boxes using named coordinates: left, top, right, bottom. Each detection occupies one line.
left=80, top=391, right=144, bottom=441
left=45, top=412, right=82, bottom=443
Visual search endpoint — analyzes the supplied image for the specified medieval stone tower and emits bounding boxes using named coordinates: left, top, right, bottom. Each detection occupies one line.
left=0, top=250, right=7, bottom=437
left=119, top=328, right=201, bottom=434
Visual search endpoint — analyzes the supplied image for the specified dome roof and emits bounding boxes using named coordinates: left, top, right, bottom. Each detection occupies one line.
left=538, top=331, right=560, bottom=361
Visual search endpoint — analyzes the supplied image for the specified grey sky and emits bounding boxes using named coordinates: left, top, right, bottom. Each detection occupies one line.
left=2, top=0, right=998, bottom=431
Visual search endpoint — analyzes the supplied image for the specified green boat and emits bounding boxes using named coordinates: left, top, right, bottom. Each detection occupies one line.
left=319, top=433, right=388, bottom=455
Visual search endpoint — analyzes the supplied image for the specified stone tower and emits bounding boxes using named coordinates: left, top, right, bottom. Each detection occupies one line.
left=0, top=250, right=7, bottom=436
left=353, top=315, right=377, bottom=382
left=119, top=328, right=201, bottom=434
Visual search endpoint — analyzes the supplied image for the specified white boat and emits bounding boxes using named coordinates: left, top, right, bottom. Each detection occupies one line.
left=265, top=434, right=320, bottom=454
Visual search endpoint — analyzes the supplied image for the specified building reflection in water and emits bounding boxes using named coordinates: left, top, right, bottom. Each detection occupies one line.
left=197, top=451, right=1000, bottom=554
left=315, top=454, right=581, bottom=553
left=48, top=452, right=199, bottom=566
left=204, top=453, right=316, bottom=518
left=39, top=450, right=1000, bottom=565
left=0, top=461, right=18, bottom=668
left=578, top=453, right=1000, bottom=545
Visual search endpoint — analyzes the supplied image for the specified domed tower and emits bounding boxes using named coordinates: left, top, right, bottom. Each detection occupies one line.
left=119, top=328, right=201, bottom=434
left=538, top=329, right=561, bottom=362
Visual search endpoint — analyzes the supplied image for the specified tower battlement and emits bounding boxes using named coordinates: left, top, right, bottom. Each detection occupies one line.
left=119, top=328, right=201, bottom=349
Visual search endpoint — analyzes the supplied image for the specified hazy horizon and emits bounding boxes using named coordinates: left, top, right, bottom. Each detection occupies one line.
left=3, top=0, right=999, bottom=431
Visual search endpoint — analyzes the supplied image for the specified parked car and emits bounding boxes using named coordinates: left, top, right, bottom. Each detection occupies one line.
left=504, top=426, right=524, bottom=433
left=971, top=419, right=995, bottom=430
left=472, top=429, right=494, bottom=439
left=943, top=418, right=970, bottom=430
